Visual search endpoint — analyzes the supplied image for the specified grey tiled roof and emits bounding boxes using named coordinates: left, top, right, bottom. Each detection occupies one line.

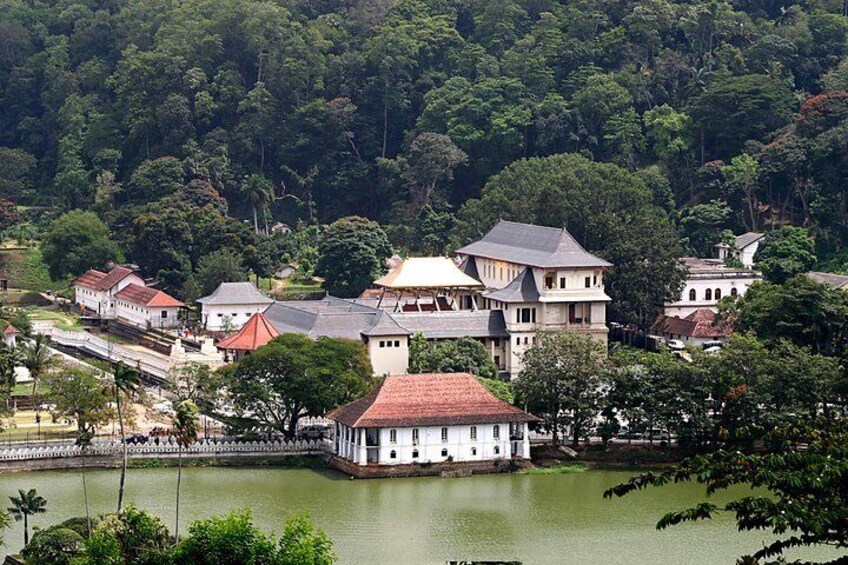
left=808, top=271, right=848, bottom=289
left=263, top=297, right=411, bottom=340
left=391, top=310, right=509, bottom=339
left=362, top=311, right=412, bottom=337
left=197, top=282, right=274, bottom=306
left=483, top=268, right=540, bottom=303
left=458, top=255, right=480, bottom=280
left=455, top=220, right=611, bottom=269
left=736, top=232, right=765, bottom=249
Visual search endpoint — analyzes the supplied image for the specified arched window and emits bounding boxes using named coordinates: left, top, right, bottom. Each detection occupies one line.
left=689, top=289, right=696, bottom=301
left=389, top=450, right=397, bottom=459
left=441, top=448, right=448, bottom=457
left=493, top=425, right=500, bottom=440
left=412, top=449, right=419, bottom=459
left=494, top=446, right=500, bottom=455
left=714, top=288, right=722, bottom=300
left=705, top=289, right=712, bottom=301
left=731, top=288, right=738, bottom=297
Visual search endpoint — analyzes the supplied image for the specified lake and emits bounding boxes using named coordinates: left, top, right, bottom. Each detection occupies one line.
left=0, top=466, right=843, bottom=564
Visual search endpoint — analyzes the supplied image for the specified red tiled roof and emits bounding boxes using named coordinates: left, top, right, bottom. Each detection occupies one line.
left=73, top=266, right=138, bottom=291
left=327, top=373, right=538, bottom=428
left=4, top=325, right=20, bottom=335
left=652, top=308, right=732, bottom=339
left=217, top=313, right=279, bottom=351
left=114, top=283, right=184, bottom=308
left=73, top=269, right=108, bottom=290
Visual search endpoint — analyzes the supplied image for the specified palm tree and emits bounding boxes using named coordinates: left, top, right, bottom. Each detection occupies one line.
left=0, top=510, right=11, bottom=548
left=242, top=174, right=274, bottom=235
left=0, top=343, right=23, bottom=411
left=113, top=362, right=140, bottom=513
left=77, top=430, right=94, bottom=537
left=172, top=400, right=200, bottom=542
left=7, top=489, right=47, bottom=546
left=22, top=334, right=56, bottom=435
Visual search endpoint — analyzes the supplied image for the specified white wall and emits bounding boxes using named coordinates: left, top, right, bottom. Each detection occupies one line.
left=367, top=335, right=409, bottom=375
left=74, top=273, right=145, bottom=318
left=116, top=301, right=180, bottom=329
left=202, top=303, right=268, bottom=331
left=665, top=276, right=758, bottom=318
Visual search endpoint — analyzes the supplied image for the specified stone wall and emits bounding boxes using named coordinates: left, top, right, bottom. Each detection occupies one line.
left=329, top=454, right=531, bottom=479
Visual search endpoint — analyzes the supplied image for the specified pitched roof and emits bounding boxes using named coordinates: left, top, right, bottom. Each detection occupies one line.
left=4, top=325, right=20, bottom=336
left=458, top=255, right=480, bottom=281
left=807, top=271, right=848, bottom=290
left=652, top=308, right=732, bottom=339
left=736, top=232, right=765, bottom=249
left=327, top=373, right=538, bottom=427
left=217, top=312, right=280, bottom=351
left=197, top=282, right=274, bottom=306
left=483, top=268, right=540, bottom=303
left=74, top=266, right=137, bottom=291
left=455, top=220, right=611, bottom=269
left=263, top=297, right=411, bottom=340
left=362, top=311, right=411, bottom=337
left=391, top=310, right=509, bottom=339
left=114, top=283, right=184, bottom=307
left=374, top=257, right=483, bottom=289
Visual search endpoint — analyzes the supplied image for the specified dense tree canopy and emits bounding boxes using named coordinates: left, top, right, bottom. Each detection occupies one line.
left=41, top=210, right=122, bottom=279
left=2, top=0, right=848, bottom=291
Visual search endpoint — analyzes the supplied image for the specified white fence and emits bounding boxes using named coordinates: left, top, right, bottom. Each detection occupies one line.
left=31, top=322, right=223, bottom=380
left=0, top=439, right=331, bottom=462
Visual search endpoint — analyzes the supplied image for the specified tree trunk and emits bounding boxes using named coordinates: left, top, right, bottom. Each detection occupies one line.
left=252, top=205, right=259, bottom=234
left=175, top=447, right=182, bottom=543
left=82, top=451, right=91, bottom=537
left=382, top=79, right=389, bottom=159
left=23, top=514, right=28, bottom=546
left=571, top=417, right=580, bottom=449
left=117, top=393, right=127, bottom=512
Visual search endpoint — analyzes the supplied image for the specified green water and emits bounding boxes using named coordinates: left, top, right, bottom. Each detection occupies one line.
left=0, top=467, right=843, bottom=564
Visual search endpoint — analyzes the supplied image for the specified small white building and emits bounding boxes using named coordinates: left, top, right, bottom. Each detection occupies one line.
left=114, top=283, right=184, bottom=329
left=73, top=266, right=146, bottom=317
left=665, top=257, right=761, bottom=318
left=715, top=232, right=764, bottom=269
left=327, top=373, right=537, bottom=473
left=197, top=282, right=275, bottom=331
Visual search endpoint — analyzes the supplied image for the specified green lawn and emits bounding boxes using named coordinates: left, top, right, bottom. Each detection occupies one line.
left=28, top=308, right=86, bottom=332
left=0, top=245, right=70, bottom=293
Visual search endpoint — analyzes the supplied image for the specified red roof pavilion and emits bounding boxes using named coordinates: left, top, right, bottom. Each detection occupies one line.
left=217, top=312, right=279, bottom=351
left=328, top=373, right=539, bottom=428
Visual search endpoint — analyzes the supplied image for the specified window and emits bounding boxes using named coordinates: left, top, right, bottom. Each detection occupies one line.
left=560, top=277, right=566, bottom=289
left=516, top=337, right=520, bottom=346
left=715, top=288, right=722, bottom=300
left=412, top=428, right=419, bottom=445
left=231, top=313, right=238, bottom=317
left=521, top=308, right=530, bottom=323
left=379, top=341, right=385, bottom=348
left=470, top=426, right=477, bottom=441
left=545, top=276, right=554, bottom=289
left=585, top=277, right=591, bottom=288
left=494, top=355, right=501, bottom=367
left=689, top=289, right=696, bottom=301
left=441, top=427, right=448, bottom=443
left=161, top=310, right=168, bottom=319
left=441, top=448, right=448, bottom=457
left=390, top=450, right=397, bottom=459
left=217, top=313, right=223, bottom=318
left=493, top=425, right=500, bottom=440
left=412, top=449, right=419, bottom=459
left=471, top=447, right=477, bottom=456
left=518, top=308, right=535, bottom=323
left=389, top=429, right=397, bottom=444
left=493, top=338, right=500, bottom=347
left=731, top=287, right=738, bottom=297
left=532, top=336, right=536, bottom=345
left=705, top=289, right=713, bottom=301
left=494, top=446, right=500, bottom=455
left=523, top=337, right=529, bottom=345
left=593, top=275, right=598, bottom=286
left=394, top=340, right=400, bottom=347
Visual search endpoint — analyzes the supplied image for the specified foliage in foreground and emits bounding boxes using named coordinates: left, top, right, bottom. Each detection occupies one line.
left=21, top=507, right=335, bottom=565
left=604, top=418, right=848, bottom=564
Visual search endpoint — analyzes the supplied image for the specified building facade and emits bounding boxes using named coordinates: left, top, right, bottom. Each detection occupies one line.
left=664, top=257, right=761, bottom=318
left=73, top=267, right=146, bottom=317
left=456, top=220, right=612, bottom=375
left=715, top=232, right=764, bottom=269
left=197, top=282, right=275, bottom=331
left=114, top=284, right=184, bottom=329
left=328, top=373, right=537, bottom=473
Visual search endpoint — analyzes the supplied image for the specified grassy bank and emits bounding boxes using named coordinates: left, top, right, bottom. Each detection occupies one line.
left=521, top=462, right=588, bottom=475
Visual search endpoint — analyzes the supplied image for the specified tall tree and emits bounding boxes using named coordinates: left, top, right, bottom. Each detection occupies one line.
left=21, top=334, right=56, bottom=436
left=41, top=210, right=122, bottom=279
left=316, top=216, right=392, bottom=298
left=518, top=331, right=607, bottom=447
left=112, top=362, right=140, bottom=513
left=7, top=489, right=47, bottom=546
left=172, top=399, right=200, bottom=542
left=753, top=226, right=817, bottom=284
left=241, top=174, right=274, bottom=234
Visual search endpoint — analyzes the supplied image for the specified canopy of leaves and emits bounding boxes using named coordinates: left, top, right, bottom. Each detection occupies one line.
left=41, top=210, right=122, bottom=279
left=315, top=216, right=392, bottom=298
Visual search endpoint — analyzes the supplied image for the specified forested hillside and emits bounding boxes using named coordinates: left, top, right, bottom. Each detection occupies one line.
left=2, top=0, right=848, bottom=324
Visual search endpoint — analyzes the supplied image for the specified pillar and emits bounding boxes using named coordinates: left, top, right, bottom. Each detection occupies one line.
left=358, top=428, right=368, bottom=465
left=522, top=423, right=530, bottom=459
